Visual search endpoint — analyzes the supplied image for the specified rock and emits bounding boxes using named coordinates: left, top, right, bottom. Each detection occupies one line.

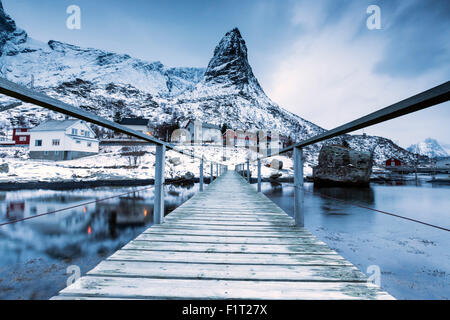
left=313, top=145, right=373, bottom=186
left=168, top=157, right=181, bottom=166
left=270, top=159, right=283, bottom=170
left=183, top=171, right=195, bottom=180
left=269, top=173, right=282, bottom=180
left=0, top=163, right=8, bottom=173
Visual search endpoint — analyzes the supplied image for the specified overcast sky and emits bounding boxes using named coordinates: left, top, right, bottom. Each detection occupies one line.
left=3, top=0, right=449, bottom=149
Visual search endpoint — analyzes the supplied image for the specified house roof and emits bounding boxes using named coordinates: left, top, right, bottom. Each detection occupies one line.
left=185, top=120, right=220, bottom=130
left=30, top=120, right=80, bottom=132
left=119, top=118, right=149, bottom=126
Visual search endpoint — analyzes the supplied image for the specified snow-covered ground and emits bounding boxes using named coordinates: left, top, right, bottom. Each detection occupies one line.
left=0, top=145, right=310, bottom=183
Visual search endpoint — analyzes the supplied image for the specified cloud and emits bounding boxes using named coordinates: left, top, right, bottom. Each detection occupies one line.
left=265, top=0, right=449, bottom=146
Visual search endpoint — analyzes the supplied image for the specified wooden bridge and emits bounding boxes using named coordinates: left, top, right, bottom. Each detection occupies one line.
left=52, top=171, right=393, bottom=300
left=1, top=78, right=448, bottom=300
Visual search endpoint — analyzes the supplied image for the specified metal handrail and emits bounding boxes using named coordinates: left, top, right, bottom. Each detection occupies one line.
left=0, top=77, right=224, bottom=166
left=235, top=80, right=450, bottom=227
left=0, top=77, right=228, bottom=225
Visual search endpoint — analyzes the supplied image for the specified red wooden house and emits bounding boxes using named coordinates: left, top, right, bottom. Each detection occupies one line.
left=12, top=128, right=30, bottom=145
left=385, top=158, right=403, bottom=167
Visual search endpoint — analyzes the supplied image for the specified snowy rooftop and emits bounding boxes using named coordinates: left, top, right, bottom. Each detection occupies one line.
left=30, top=119, right=79, bottom=132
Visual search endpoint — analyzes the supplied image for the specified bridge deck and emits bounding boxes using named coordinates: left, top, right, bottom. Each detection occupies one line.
left=53, top=171, right=394, bottom=300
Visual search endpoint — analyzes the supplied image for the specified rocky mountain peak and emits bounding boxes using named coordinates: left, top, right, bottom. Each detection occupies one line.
left=0, top=0, right=27, bottom=56
left=0, top=0, right=16, bottom=33
left=203, top=27, right=262, bottom=90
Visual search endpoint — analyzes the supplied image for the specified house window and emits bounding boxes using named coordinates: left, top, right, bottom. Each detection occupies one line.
left=52, top=139, right=60, bottom=146
left=19, top=136, right=27, bottom=142
left=76, top=140, right=81, bottom=144
left=35, top=140, right=42, bottom=147
left=85, top=131, right=90, bottom=137
left=72, top=129, right=78, bottom=135
left=87, top=142, right=92, bottom=147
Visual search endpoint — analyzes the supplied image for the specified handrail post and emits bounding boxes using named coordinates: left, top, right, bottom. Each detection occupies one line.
left=199, top=158, right=204, bottom=192
left=216, top=163, right=219, bottom=177
left=246, top=160, right=250, bottom=183
left=210, top=163, right=214, bottom=183
left=257, top=159, right=261, bottom=192
left=154, top=144, right=166, bottom=224
left=294, top=147, right=304, bottom=227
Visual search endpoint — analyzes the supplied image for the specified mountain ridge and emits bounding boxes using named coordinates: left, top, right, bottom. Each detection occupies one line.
left=407, top=138, right=448, bottom=158
left=0, top=1, right=415, bottom=165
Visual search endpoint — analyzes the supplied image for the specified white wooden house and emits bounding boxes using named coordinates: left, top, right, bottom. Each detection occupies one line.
left=29, top=119, right=99, bottom=160
left=184, top=120, right=222, bottom=145
left=119, top=118, right=151, bottom=136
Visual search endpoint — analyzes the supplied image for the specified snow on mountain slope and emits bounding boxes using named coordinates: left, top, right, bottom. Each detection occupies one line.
left=407, top=138, right=448, bottom=158
left=0, top=2, right=415, bottom=166
left=172, top=28, right=323, bottom=140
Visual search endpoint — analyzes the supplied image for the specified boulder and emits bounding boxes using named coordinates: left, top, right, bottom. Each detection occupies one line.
left=168, top=157, right=181, bottom=166
left=270, top=159, right=283, bottom=170
left=183, top=171, right=195, bottom=180
left=313, top=145, right=373, bottom=186
left=0, top=163, right=8, bottom=173
left=269, top=173, right=282, bottom=180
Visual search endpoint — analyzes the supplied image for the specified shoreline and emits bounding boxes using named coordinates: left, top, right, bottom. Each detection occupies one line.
left=1, top=175, right=446, bottom=191
left=0, top=177, right=296, bottom=191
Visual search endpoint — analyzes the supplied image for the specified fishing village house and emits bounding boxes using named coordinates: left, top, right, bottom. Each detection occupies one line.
left=223, top=129, right=284, bottom=152
left=184, top=120, right=222, bottom=145
left=29, top=119, right=99, bottom=161
left=385, top=157, right=404, bottom=167
left=0, top=127, right=31, bottom=146
left=118, top=118, right=151, bottom=136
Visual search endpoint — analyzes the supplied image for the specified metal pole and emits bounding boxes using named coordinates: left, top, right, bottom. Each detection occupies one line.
left=294, top=147, right=304, bottom=227
left=216, top=163, right=219, bottom=177
left=246, top=160, right=250, bottom=183
left=257, top=159, right=261, bottom=192
left=199, top=158, right=204, bottom=192
left=154, top=144, right=165, bottom=224
left=211, top=163, right=214, bottom=183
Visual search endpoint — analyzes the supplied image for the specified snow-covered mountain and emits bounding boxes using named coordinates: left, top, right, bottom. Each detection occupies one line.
left=0, top=1, right=415, bottom=165
left=407, top=138, right=448, bottom=158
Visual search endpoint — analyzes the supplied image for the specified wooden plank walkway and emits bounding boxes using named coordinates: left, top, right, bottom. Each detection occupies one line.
left=52, top=171, right=394, bottom=300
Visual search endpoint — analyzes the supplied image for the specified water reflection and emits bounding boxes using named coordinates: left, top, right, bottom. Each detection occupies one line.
left=258, top=180, right=450, bottom=299
left=0, top=184, right=199, bottom=268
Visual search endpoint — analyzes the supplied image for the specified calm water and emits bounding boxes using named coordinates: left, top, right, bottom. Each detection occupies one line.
left=259, top=178, right=450, bottom=300
left=0, top=183, right=199, bottom=300
left=0, top=177, right=449, bottom=300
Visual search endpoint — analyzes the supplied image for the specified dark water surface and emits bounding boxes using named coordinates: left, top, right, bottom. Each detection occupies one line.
left=259, top=179, right=450, bottom=300
left=0, top=177, right=449, bottom=300
left=0, top=183, right=199, bottom=300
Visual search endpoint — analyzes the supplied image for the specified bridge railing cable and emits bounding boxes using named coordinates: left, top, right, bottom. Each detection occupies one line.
left=236, top=81, right=450, bottom=230
left=0, top=77, right=229, bottom=226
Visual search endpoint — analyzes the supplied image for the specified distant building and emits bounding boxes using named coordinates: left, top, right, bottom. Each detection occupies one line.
left=385, top=158, right=403, bottom=167
left=184, top=120, right=221, bottom=144
left=0, top=128, right=30, bottom=146
left=119, top=118, right=151, bottom=135
left=223, top=129, right=282, bottom=151
left=12, top=128, right=30, bottom=145
left=29, top=119, right=99, bottom=161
